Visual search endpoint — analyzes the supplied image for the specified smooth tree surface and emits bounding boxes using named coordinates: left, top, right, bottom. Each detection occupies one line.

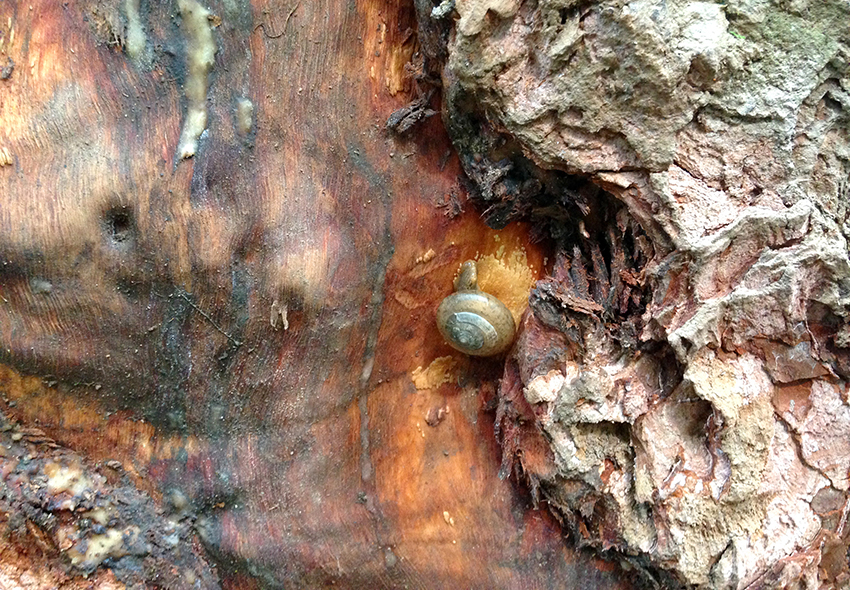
left=0, top=1, right=632, bottom=588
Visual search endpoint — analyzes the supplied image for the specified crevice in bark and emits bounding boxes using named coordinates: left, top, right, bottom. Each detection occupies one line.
left=410, top=1, right=849, bottom=585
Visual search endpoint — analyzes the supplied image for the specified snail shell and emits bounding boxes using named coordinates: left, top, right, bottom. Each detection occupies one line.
left=437, top=260, right=516, bottom=357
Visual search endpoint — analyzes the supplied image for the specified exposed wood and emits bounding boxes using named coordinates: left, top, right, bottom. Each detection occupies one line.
left=0, top=1, right=633, bottom=588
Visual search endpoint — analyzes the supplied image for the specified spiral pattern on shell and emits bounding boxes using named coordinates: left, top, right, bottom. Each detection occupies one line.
left=437, top=290, right=516, bottom=357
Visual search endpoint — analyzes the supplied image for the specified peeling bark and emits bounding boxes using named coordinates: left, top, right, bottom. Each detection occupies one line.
left=436, top=0, right=850, bottom=587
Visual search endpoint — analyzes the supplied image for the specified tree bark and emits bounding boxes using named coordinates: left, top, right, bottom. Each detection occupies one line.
left=440, top=1, right=850, bottom=588
left=2, top=0, right=849, bottom=589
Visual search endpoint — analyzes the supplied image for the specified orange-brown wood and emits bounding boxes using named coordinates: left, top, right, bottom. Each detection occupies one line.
left=0, top=1, right=632, bottom=587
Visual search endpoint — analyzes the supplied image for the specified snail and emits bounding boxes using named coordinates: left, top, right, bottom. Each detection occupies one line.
left=437, top=260, right=516, bottom=357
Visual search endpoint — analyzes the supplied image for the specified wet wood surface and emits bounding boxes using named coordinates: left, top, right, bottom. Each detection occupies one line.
left=0, top=1, right=633, bottom=587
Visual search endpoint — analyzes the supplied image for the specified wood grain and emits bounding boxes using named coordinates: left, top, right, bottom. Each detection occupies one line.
left=0, top=1, right=633, bottom=587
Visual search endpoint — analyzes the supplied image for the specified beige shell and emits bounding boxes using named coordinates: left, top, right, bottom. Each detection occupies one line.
left=436, top=261, right=516, bottom=357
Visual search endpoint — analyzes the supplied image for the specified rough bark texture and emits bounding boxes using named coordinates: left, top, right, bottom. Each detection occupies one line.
left=0, top=411, right=219, bottom=588
left=3, top=0, right=849, bottom=588
left=432, top=0, right=850, bottom=588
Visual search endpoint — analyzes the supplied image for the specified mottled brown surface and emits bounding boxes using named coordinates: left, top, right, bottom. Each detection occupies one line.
left=0, top=1, right=634, bottom=588
left=0, top=411, right=219, bottom=589
left=443, top=1, right=850, bottom=587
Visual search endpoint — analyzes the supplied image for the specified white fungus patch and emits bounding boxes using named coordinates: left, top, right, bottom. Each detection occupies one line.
left=44, top=461, right=92, bottom=496
left=176, top=0, right=216, bottom=159
left=69, top=528, right=125, bottom=569
left=123, top=0, right=147, bottom=60
left=64, top=525, right=143, bottom=570
left=236, top=97, right=253, bottom=135
left=84, top=505, right=114, bottom=526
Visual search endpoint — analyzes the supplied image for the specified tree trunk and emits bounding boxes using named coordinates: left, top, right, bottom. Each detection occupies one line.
left=1, top=0, right=849, bottom=589
left=440, top=1, right=850, bottom=588
left=0, top=0, right=629, bottom=588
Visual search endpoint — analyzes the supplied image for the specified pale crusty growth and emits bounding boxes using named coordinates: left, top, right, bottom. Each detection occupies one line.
left=411, top=356, right=462, bottom=390
left=235, top=97, right=253, bottom=135
left=176, top=0, right=216, bottom=160
left=122, top=0, right=146, bottom=60
left=44, top=461, right=93, bottom=498
left=63, top=528, right=127, bottom=570
left=474, top=246, right=535, bottom=325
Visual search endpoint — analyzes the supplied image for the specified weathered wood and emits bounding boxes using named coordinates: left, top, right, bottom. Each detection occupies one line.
left=0, top=1, right=633, bottom=588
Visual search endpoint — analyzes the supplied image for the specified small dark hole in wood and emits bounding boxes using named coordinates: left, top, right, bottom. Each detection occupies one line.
left=104, top=207, right=135, bottom=245
left=116, top=276, right=146, bottom=301
left=559, top=8, right=570, bottom=24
